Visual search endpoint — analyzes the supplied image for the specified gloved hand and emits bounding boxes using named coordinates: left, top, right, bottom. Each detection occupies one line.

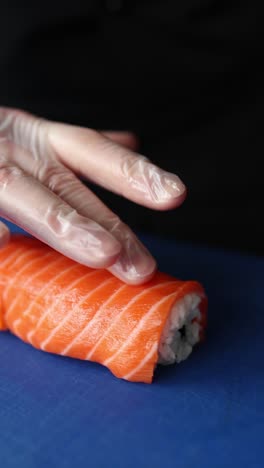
left=0, top=107, right=186, bottom=284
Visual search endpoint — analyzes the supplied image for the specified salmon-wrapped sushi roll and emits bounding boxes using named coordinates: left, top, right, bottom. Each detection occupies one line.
left=0, top=236, right=207, bottom=383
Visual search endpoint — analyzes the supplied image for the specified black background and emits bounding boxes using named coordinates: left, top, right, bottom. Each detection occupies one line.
left=0, top=0, right=261, bottom=254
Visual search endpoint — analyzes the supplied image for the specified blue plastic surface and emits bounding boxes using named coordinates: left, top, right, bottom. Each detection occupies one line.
left=0, top=221, right=263, bottom=468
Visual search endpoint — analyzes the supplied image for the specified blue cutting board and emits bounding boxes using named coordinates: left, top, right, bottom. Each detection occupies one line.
left=0, top=221, right=263, bottom=468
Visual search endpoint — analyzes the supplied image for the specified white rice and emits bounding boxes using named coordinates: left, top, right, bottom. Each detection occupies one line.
left=158, top=293, right=202, bottom=365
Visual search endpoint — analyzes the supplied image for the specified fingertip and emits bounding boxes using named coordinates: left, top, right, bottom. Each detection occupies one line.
left=124, top=263, right=157, bottom=285
left=109, top=256, right=157, bottom=285
left=107, top=231, right=158, bottom=285
left=154, top=186, right=187, bottom=211
left=153, top=172, right=187, bottom=205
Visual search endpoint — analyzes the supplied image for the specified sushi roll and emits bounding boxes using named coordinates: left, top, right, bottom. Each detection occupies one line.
left=0, top=236, right=207, bottom=383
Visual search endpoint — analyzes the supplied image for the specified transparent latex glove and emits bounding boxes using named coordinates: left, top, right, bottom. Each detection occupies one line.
left=0, top=107, right=186, bottom=284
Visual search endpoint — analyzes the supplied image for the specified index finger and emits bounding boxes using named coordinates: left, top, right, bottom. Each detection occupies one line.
left=46, top=122, right=187, bottom=210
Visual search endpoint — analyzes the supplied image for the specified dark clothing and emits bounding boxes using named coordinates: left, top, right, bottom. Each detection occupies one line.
left=0, top=1, right=261, bottom=254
